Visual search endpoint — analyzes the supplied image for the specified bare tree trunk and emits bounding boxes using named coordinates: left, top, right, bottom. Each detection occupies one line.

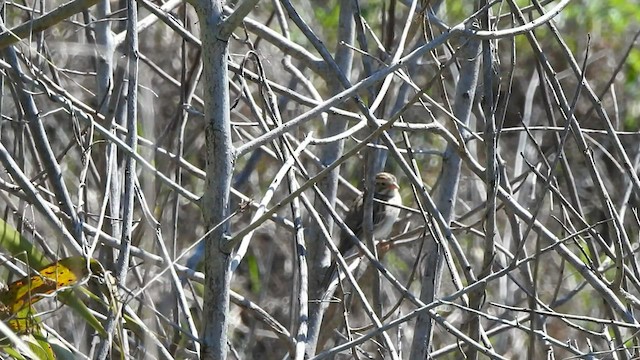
left=186, top=0, right=258, bottom=357
left=95, top=0, right=138, bottom=356
left=410, top=27, right=481, bottom=360
left=304, top=0, right=355, bottom=355
left=193, top=2, right=233, bottom=356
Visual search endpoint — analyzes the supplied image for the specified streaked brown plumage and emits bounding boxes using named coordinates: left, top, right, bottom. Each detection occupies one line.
left=338, top=172, right=402, bottom=254
left=324, top=172, right=402, bottom=286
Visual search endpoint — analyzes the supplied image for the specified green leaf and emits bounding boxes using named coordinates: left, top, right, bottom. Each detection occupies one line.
left=24, top=334, right=55, bottom=360
left=0, top=219, right=108, bottom=338
left=0, top=218, right=46, bottom=269
left=247, top=255, right=261, bottom=294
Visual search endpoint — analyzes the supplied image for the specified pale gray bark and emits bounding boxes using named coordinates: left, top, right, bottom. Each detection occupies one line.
left=303, top=0, right=355, bottom=355
left=194, top=2, right=233, bottom=356
left=0, top=0, right=101, bottom=48
left=410, top=26, right=482, bottom=360
left=2, top=0, right=639, bottom=358
left=95, top=0, right=138, bottom=356
left=185, top=0, right=258, bottom=357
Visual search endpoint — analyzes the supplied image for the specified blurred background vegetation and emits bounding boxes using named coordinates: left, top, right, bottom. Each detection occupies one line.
left=1, top=0, right=640, bottom=358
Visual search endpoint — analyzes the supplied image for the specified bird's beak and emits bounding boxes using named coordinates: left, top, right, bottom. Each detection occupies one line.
left=389, top=182, right=399, bottom=190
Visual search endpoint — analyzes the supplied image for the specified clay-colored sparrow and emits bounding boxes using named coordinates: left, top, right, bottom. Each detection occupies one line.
left=337, top=172, right=402, bottom=255
left=323, top=172, right=401, bottom=287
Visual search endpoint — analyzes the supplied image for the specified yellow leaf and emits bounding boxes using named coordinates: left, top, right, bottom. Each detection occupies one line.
left=0, top=257, right=97, bottom=315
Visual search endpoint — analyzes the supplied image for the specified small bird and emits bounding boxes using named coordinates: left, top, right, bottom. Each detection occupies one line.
left=324, top=172, right=402, bottom=285
left=338, top=172, right=402, bottom=254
